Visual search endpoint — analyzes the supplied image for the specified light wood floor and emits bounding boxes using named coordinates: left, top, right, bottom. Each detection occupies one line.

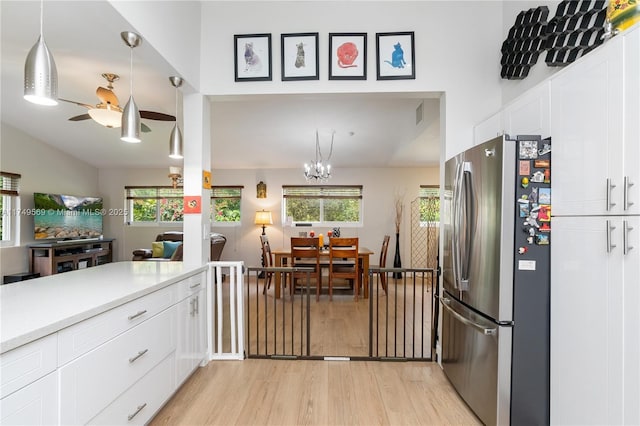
left=150, top=358, right=481, bottom=426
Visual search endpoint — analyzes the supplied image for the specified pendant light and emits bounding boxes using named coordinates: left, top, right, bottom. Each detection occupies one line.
left=168, top=76, right=184, bottom=159
left=120, top=31, right=142, bottom=143
left=24, top=0, right=58, bottom=106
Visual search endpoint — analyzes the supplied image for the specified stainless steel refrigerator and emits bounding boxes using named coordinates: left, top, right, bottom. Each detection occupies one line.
left=441, top=135, right=550, bottom=425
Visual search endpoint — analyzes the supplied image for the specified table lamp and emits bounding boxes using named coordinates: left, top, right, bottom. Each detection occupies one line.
left=254, top=210, right=273, bottom=235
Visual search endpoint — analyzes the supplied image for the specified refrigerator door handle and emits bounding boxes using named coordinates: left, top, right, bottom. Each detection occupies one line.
left=440, top=297, right=497, bottom=336
left=460, top=162, right=475, bottom=291
left=452, top=161, right=464, bottom=290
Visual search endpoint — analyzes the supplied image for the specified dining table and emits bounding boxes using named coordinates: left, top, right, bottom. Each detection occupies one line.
left=271, top=246, right=374, bottom=299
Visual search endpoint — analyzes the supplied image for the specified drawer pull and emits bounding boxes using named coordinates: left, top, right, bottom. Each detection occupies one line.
left=127, top=310, right=147, bottom=320
left=189, top=282, right=201, bottom=289
left=128, top=349, right=149, bottom=363
left=127, top=403, right=147, bottom=421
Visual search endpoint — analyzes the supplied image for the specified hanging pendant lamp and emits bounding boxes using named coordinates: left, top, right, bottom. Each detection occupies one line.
left=120, top=31, right=142, bottom=143
left=24, top=0, right=58, bottom=106
left=168, top=76, right=184, bottom=159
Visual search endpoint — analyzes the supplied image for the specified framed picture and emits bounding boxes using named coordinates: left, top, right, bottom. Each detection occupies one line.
left=376, top=31, right=415, bottom=80
left=234, top=33, right=272, bottom=82
left=328, top=33, right=367, bottom=80
left=281, top=32, right=319, bottom=81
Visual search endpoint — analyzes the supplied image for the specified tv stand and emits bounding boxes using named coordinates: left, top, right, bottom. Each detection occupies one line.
left=28, top=239, right=114, bottom=276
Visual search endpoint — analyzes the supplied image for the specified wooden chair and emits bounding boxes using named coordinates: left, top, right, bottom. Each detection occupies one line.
left=328, top=237, right=360, bottom=301
left=290, top=237, right=321, bottom=301
left=373, top=235, right=391, bottom=293
left=260, top=235, right=274, bottom=294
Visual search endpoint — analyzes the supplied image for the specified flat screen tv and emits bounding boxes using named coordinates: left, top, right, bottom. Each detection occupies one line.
left=33, top=193, right=103, bottom=240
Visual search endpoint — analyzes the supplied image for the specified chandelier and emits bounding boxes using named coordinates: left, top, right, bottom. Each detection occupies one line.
left=304, top=130, right=334, bottom=182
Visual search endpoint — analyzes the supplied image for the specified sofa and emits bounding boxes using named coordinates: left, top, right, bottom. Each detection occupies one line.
left=132, top=231, right=226, bottom=262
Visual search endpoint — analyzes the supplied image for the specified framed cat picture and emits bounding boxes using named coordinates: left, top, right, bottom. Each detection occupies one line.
left=329, top=33, right=367, bottom=80
left=234, top=33, right=272, bottom=82
left=281, top=32, right=319, bottom=81
left=376, top=31, right=415, bottom=80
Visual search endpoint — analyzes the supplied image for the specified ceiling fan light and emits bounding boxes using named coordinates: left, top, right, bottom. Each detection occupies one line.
left=169, top=124, right=183, bottom=159
left=121, top=95, right=141, bottom=143
left=24, top=35, right=58, bottom=106
left=88, top=108, right=122, bottom=128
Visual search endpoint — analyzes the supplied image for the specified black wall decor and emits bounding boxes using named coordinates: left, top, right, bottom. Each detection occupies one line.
left=501, top=1, right=609, bottom=80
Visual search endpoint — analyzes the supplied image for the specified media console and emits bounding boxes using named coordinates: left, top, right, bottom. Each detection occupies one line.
left=28, top=239, right=114, bottom=276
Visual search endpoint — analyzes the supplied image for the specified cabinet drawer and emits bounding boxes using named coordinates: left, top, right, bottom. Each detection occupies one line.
left=0, top=333, right=57, bottom=399
left=88, top=353, right=175, bottom=425
left=177, top=272, right=205, bottom=301
left=59, top=305, right=177, bottom=425
left=58, top=284, right=177, bottom=365
left=0, top=371, right=58, bottom=425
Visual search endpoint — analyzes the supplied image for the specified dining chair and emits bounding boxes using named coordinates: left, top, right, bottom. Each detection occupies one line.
left=328, top=237, right=360, bottom=301
left=290, top=237, right=321, bottom=301
left=260, top=234, right=274, bottom=294
left=372, top=235, right=391, bottom=293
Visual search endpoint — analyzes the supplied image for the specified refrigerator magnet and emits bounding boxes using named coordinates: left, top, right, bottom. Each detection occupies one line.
left=519, top=202, right=530, bottom=217
left=519, top=140, right=538, bottom=159
left=529, top=187, right=538, bottom=204
left=531, top=170, right=545, bottom=182
left=534, top=159, right=550, bottom=168
left=538, top=188, right=551, bottom=204
left=519, top=160, right=531, bottom=175
left=538, top=142, right=551, bottom=156
left=535, top=234, right=550, bottom=245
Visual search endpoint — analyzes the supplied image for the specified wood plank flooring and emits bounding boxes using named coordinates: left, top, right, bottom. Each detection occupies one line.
left=150, top=359, right=481, bottom=426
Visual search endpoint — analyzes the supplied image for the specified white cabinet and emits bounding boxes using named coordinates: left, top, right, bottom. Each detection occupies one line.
left=473, top=111, right=503, bottom=146
left=0, top=372, right=58, bottom=426
left=503, top=81, right=551, bottom=139
left=176, top=274, right=206, bottom=386
left=550, top=35, right=625, bottom=216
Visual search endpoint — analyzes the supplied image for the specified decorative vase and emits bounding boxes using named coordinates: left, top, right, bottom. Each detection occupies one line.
left=393, top=232, right=402, bottom=278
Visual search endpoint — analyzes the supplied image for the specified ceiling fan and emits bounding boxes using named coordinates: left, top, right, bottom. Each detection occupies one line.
left=59, top=73, right=175, bottom=132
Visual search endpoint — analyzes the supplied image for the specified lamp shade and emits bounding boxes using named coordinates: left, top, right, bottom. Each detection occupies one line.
left=24, top=35, right=58, bottom=106
left=88, top=107, right=121, bottom=128
left=120, top=95, right=141, bottom=143
left=254, top=210, right=273, bottom=226
left=169, top=123, right=183, bottom=159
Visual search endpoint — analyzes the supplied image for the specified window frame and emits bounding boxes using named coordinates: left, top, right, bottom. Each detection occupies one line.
left=1, top=172, right=21, bottom=246
left=282, top=185, right=363, bottom=227
left=419, top=184, right=440, bottom=227
left=211, top=186, right=243, bottom=227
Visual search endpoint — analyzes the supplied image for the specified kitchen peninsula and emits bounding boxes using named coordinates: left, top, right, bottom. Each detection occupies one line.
left=0, top=261, right=208, bottom=425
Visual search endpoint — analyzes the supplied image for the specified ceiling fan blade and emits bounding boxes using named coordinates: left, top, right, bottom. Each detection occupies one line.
left=68, top=114, right=91, bottom=121
left=59, top=98, right=93, bottom=109
left=141, top=123, right=152, bottom=133
left=140, top=110, right=175, bottom=121
left=96, top=87, right=119, bottom=107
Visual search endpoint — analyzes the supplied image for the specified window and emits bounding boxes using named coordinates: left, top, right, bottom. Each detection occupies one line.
left=419, top=185, right=440, bottom=225
left=1, top=172, right=20, bottom=243
left=211, top=186, right=242, bottom=224
left=125, top=185, right=243, bottom=226
left=283, top=185, right=362, bottom=225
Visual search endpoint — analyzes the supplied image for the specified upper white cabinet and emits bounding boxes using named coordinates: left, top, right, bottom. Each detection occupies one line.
left=550, top=34, right=626, bottom=216
left=503, top=81, right=551, bottom=139
left=473, top=111, right=503, bottom=145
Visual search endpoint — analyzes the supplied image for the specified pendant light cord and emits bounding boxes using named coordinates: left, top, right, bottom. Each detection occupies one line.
left=39, top=0, right=44, bottom=37
left=129, top=48, right=133, bottom=95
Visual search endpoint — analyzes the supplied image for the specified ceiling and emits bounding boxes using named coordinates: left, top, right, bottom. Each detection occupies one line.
left=1, top=1, right=441, bottom=171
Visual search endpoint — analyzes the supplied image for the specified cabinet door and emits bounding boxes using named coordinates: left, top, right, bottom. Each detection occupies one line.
left=550, top=216, right=624, bottom=425
left=623, top=27, right=640, bottom=215
left=503, top=81, right=551, bottom=138
left=473, top=111, right=503, bottom=146
left=0, top=371, right=58, bottom=425
left=550, top=36, right=624, bottom=216
left=176, top=288, right=206, bottom=386
left=623, top=217, right=640, bottom=424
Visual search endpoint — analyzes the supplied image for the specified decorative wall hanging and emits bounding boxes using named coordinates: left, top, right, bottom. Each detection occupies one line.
left=328, top=33, right=367, bottom=80
left=543, top=0, right=608, bottom=67
left=234, top=33, right=272, bottom=82
left=281, top=32, right=319, bottom=81
left=500, top=6, right=549, bottom=79
left=375, top=32, right=415, bottom=80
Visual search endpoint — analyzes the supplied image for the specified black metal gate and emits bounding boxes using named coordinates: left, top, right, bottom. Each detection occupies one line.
left=245, top=266, right=437, bottom=361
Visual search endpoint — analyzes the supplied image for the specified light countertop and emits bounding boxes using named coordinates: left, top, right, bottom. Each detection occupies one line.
left=0, top=261, right=206, bottom=354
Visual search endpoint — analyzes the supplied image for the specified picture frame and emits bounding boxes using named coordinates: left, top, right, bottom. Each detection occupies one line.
left=234, top=33, right=272, bottom=82
left=281, top=32, right=319, bottom=81
left=328, top=33, right=367, bottom=80
left=376, top=31, right=415, bottom=80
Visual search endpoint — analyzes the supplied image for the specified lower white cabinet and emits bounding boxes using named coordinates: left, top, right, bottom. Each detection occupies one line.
left=0, top=372, right=58, bottom=426
left=176, top=276, right=207, bottom=386
left=551, top=216, right=640, bottom=425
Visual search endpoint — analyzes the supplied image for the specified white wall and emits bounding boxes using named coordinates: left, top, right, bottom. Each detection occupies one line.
left=0, top=124, right=99, bottom=275
left=100, top=165, right=438, bottom=267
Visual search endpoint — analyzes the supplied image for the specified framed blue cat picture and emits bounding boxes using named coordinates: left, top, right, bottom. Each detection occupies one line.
left=234, top=33, right=272, bottom=82
left=375, top=31, right=415, bottom=80
left=281, top=32, right=319, bottom=81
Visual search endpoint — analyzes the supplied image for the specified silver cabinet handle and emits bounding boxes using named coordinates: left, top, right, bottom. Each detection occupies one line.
left=194, top=295, right=199, bottom=315
left=189, top=282, right=201, bottom=289
left=624, top=220, right=634, bottom=255
left=189, top=298, right=196, bottom=316
left=440, top=297, right=496, bottom=336
left=624, top=176, right=634, bottom=211
left=128, top=349, right=148, bottom=363
left=607, top=220, right=617, bottom=253
left=127, top=403, right=147, bottom=421
left=127, top=310, right=147, bottom=320
left=607, top=178, right=617, bottom=211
